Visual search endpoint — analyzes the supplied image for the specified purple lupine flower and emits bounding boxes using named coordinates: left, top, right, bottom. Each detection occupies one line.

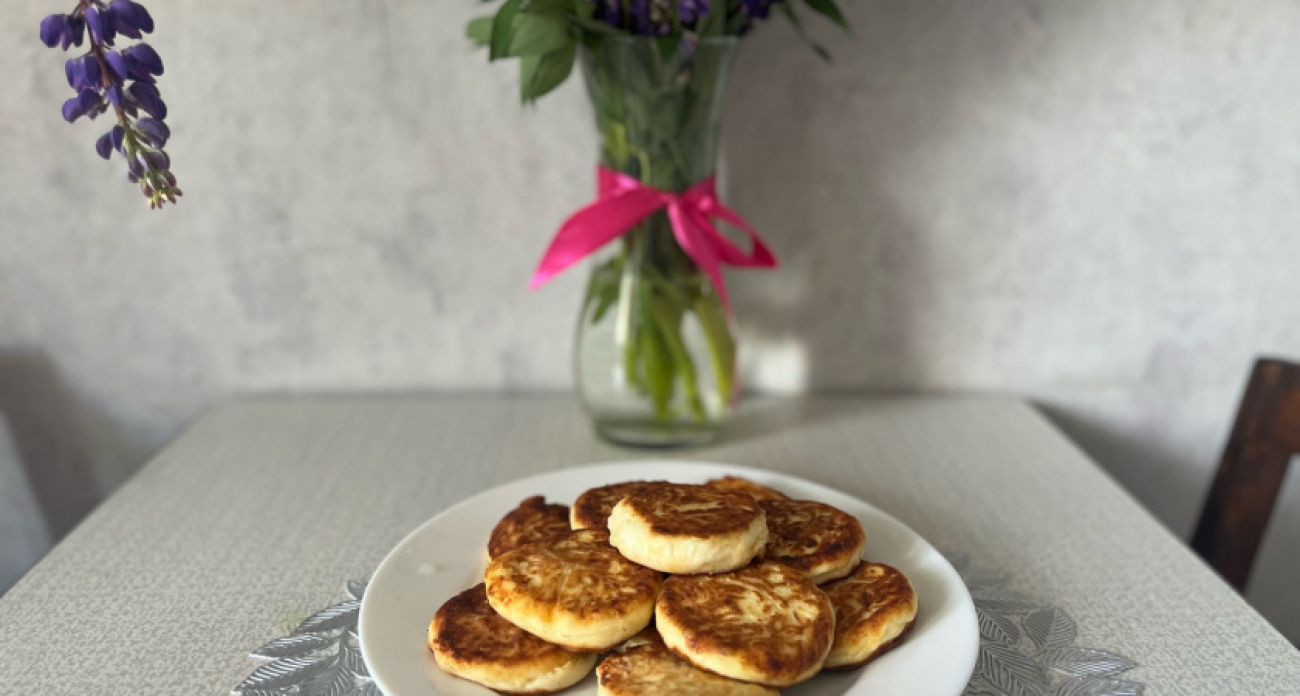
left=591, top=0, right=621, bottom=29
left=628, top=0, right=671, bottom=35
left=95, top=130, right=115, bottom=159
left=128, top=81, right=166, bottom=119
left=61, top=88, right=103, bottom=123
left=41, top=14, right=86, bottom=50
left=103, top=49, right=129, bottom=81
left=39, top=0, right=181, bottom=208
left=126, top=43, right=163, bottom=75
left=741, top=0, right=781, bottom=21
left=64, top=17, right=86, bottom=49
left=678, top=0, right=710, bottom=25
left=65, top=57, right=81, bottom=89
left=135, top=117, right=169, bottom=147
left=109, top=124, right=125, bottom=153
left=139, top=150, right=168, bottom=171
left=109, top=0, right=153, bottom=39
left=39, top=14, right=67, bottom=48
left=104, top=83, right=123, bottom=109
left=84, top=5, right=115, bottom=45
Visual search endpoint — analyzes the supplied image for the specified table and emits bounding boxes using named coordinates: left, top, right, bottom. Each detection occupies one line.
left=0, top=396, right=1296, bottom=695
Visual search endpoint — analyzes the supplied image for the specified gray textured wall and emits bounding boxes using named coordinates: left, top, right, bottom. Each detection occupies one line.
left=3, top=0, right=1297, bottom=639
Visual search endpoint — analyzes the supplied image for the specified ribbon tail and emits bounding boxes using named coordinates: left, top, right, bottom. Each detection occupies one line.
left=668, top=202, right=730, bottom=313
left=707, top=204, right=778, bottom=268
left=530, top=191, right=663, bottom=289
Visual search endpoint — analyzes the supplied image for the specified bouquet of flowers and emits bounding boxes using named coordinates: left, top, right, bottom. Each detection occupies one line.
left=467, top=0, right=846, bottom=102
left=471, top=0, right=847, bottom=443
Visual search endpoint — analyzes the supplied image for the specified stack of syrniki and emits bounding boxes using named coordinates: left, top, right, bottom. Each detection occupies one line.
left=427, top=477, right=919, bottom=694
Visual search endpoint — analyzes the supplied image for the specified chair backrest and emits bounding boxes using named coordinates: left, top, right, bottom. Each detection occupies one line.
left=1191, top=358, right=1300, bottom=591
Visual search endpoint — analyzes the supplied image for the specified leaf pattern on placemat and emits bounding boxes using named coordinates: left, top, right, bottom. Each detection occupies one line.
left=979, top=609, right=1021, bottom=645
left=1050, top=677, right=1145, bottom=696
left=979, top=642, right=1049, bottom=695
left=233, top=581, right=373, bottom=696
left=1041, top=648, right=1138, bottom=678
left=946, top=553, right=1145, bottom=696
left=971, top=587, right=1052, bottom=615
left=292, top=601, right=360, bottom=635
left=253, top=635, right=337, bottom=659
left=1024, top=607, right=1078, bottom=651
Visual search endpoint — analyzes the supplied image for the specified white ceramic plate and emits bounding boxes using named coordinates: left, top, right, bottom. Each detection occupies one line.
left=359, top=461, right=978, bottom=696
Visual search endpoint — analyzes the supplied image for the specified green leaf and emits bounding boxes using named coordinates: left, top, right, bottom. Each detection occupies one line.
left=520, top=41, right=577, bottom=103
left=520, top=0, right=573, bottom=16
left=803, top=0, right=850, bottom=30
left=508, top=14, right=572, bottom=56
left=572, top=16, right=621, bottom=35
left=489, top=0, right=525, bottom=60
left=466, top=17, right=493, bottom=46
left=780, top=4, right=830, bottom=61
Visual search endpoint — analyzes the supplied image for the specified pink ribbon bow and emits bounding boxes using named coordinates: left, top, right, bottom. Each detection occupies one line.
left=530, top=167, right=777, bottom=311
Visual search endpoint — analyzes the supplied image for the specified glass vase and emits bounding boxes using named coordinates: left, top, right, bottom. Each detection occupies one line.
left=575, top=36, right=739, bottom=447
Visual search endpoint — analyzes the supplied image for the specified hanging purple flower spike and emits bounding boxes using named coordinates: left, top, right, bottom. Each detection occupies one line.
left=39, top=0, right=180, bottom=209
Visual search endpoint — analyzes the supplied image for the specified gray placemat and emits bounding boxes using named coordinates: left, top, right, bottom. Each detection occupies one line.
left=232, top=559, right=1143, bottom=696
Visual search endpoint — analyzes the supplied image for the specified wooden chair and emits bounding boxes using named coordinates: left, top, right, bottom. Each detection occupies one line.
left=1191, top=358, right=1300, bottom=592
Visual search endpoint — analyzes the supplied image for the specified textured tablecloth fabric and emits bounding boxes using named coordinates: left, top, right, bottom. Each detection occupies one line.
left=0, top=396, right=1296, bottom=695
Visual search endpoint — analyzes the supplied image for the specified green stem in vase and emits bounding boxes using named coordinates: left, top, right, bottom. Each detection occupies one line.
left=650, top=292, right=708, bottom=422
left=620, top=228, right=646, bottom=391
left=693, top=294, right=735, bottom=407
left=637, top=288, right=675, bottom=419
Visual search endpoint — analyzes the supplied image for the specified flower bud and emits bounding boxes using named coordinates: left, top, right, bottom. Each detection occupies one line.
left=110, top=125, right=126, bottom=153
left=95, top=131, right=115, bottom=160
left=136, top=117, right=169, bottom=147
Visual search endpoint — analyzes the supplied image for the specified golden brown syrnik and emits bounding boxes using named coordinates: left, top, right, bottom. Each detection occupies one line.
left=655, top=561, right=836, bottom=687
left=607, top=483, right=768, bottom=574
left=487, top=496, right=572, bottom=559
left=428, top=584, right=597, bottom=694
left=570, top=480, right=669, bottom=530
left=597, top=629, right=780, bottom=696
left=761, top=497, right=867, bottom=584
left=485, top=528, right=661, bottom=651
left=821, top=562, right=919, bottom=669
left=704, top=475, right=789, bottom=502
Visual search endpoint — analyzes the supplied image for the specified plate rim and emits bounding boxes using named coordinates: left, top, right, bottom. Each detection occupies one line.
left=358, top=460, right=978, bottom=696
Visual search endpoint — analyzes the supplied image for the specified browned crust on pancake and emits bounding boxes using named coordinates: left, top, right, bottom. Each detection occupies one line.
left=485, top=529, right=662, bottom=647
left=618, top=483, right=763, bottom=537
left=428, top=584, right=575, bottom=668
left=488, top=496, right=572, bottom=559
left=657, top=561, right=834, bottom=685
left=572, top=481, right=669, bottom=530
left=821, top=618, right=916, bottom=671
left=821, top=562, right=919, bottom=669
left=760, top=498, right=865, bottom=578
left=704, top=476, right=789, bottom=502
left=598, top=630, right=780, bottom=696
